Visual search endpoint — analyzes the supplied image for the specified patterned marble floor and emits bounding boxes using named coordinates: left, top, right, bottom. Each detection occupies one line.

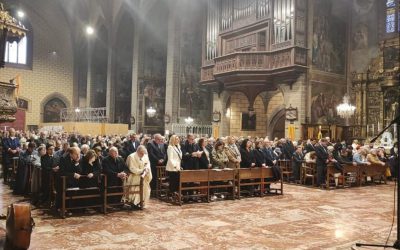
left=0, top=182, right=397, bottom=250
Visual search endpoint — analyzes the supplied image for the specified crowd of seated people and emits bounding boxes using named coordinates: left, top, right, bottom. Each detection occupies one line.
left=0, top=127, right=399, bottom=213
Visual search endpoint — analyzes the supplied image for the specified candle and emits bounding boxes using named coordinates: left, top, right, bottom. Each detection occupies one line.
left=367, top=125, right=369, bottom=135
left=372, top=124, right=374, bottom=135
left=378, top=121, right=380, bottom=132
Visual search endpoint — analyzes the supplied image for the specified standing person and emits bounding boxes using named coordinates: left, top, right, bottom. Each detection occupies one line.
left=2, top=128, right=21, bottom=183
left=181, top=134, right=199, bottom=170
left=253, top=140, right=266, bottom=167
left=211, top=141, right=228, bottom=169
left=196, top=138, right=211, bottom=169
left=292, top=146, right=304, bottom=182
left=123, top=145, right=152, bottom=209
left=40, top=143, right=59, bottom=205
left=315, top=138, right=329, bottom=187
left=166, top=135, right=182, bottom=194
left=147, top=134, right=167, bottom=193
left=224, top=136, right=241, bottom=169
left=14, top=142, right=40, bottom=195
left=240, top=139, right=256, bottom=168
left=123, top=133, right=140, bottom=159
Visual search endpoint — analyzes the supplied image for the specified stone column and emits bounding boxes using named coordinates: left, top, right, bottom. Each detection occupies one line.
left=212, top=91, right=230, bottom=137
left=164, top=3, right=180, bottom=132
left=106, top=32, right=114, bottom=123
left=280, top=74, right=307, bottom=140
left=86, top=41, right=93, bottom=108
left=130, top=21, right=142, bottom=132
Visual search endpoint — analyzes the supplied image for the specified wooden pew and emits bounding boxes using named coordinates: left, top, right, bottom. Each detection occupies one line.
left=326, top=164, right=343, bottom=189
left=301, top=162, right=316, bottom=186
left=261, top=167, right=283, bottom=195
left=60, top=175, right=105, bottom=218
left=208, top=169, right=235, bottom=200
left=360, top=163, right=387, bottom=184
left=278, top=159, right=293, bottom=182
left=156, top=166, right=169, bottom=199
left=342, top=164, right=361, bottom=187
left=236, top=168, right=262, bottom=199
left=177, top=170, right=209, bottom=205
left=103, top=175, right=144, bottom=213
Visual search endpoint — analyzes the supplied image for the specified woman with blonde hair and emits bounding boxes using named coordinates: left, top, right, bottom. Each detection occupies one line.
left=166, top=135, right=182, bottom=193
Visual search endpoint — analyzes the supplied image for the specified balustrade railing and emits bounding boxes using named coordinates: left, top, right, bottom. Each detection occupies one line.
left=200, top=47, right=307, bottom=82
left=171, top=123, right=213, bottom=137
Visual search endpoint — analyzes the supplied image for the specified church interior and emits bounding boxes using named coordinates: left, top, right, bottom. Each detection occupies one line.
left=0, top=0, right=399, bottom=249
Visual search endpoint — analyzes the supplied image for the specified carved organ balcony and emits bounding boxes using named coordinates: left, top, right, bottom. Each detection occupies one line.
left=201, top=0, right=308, bottom=89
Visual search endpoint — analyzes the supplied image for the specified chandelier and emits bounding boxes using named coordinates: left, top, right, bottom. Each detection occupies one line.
left=336, top=94, right=356, bottom=119
left=184, top=116, right=194, bottom=124
left=146, top=106, right=156, bottom=118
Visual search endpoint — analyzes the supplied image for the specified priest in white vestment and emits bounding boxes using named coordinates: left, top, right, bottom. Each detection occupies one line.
left=123, top=145, right=152, bottom=208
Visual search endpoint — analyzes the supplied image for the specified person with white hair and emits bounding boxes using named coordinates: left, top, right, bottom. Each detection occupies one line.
left=123, top=145, right=152, bottom=209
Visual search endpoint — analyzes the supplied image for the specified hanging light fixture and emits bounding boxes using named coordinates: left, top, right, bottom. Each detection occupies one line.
left=336, top=94, right=356, bottom=119
left=184, top=116, right=194, bottom=124
left=146, top=106, right=156, bottom=118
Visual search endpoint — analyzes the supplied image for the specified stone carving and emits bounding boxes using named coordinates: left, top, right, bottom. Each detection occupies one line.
left=0, top=81, right=17, bottom=122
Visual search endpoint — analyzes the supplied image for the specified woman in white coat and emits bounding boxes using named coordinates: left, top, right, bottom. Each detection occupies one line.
left=166, top=135, right=182, bottom=193
left=123, top=145, right=152, bottom=209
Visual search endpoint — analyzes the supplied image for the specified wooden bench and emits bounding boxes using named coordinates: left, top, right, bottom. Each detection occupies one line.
left=177, top=170, right=209, bottom=205
left=360, top=164, right=387, bottom=184
left=278, top=159, right=293, bottom=182
left=103, top=175, right=144, bottom=213
left=60, top=175, right=105, bottom=218
left=236, top=168, right=262, bottom=199
left=342, top=164, right=360, bottom=187
left=326, top=164, right=344, bottom=189
left=301, top=162, right=316, bottom=186
left=208, top=169, right=235, bottom=200
left=156, top=166, right=169, bottom=199
left=261, top=167, right=283, bottom=195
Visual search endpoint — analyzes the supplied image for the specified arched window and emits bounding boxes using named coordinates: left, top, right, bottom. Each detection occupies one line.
left=4, top=18, right=32, bottom=68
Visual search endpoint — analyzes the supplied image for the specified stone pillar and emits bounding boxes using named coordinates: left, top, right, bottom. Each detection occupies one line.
left=164, top=3, right=180, bottom=132
left=86, top=41, right=93, bottom=108
left=130, top=21, right=141, bottom=132
left=106, top=33, right=114, bottom=123
left=212, top=91, right=230, bottom=137
left=280, top=74, right=307, bottom=140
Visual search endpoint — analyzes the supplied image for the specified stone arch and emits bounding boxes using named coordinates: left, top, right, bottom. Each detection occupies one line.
left=268, top=105, right=286, bottom=139
left=41, top=93, right=71, bottom=123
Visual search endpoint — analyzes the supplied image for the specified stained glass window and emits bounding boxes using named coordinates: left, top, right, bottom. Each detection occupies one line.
left=386, top=8, right=396, bottom=33
left=385, top=0, right=399, bottom=34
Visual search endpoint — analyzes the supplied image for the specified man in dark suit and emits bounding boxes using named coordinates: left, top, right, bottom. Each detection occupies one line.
left=305, top=139, right=317, bottom=153
left=102, top=147, right=128, bottom=203
left=60, top=147, right=82, bottom=189
left=40, top=143, right=59, bottom=205
left=123, top=133, right=140, bottom=159
left=147, top=134, right=167, bottom=192
left=2, top=128, right=21, bottom=183
left=315, top=138, right=329, bottom=187
left=292, top=146, right=304, bottom=182
left=182, top=134, right=199, bottom=170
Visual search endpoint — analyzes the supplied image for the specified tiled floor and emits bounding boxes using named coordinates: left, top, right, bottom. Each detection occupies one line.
left=0, top=182, right=397, bottom=249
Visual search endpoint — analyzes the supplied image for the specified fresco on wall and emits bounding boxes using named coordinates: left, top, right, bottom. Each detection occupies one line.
left=311, top=84, right=343, bottom=124
left=312, top=0, right=346, bottom=74
left=43, top=98, right=66, bottom=123
left=350, top=0, right=379, bottom=72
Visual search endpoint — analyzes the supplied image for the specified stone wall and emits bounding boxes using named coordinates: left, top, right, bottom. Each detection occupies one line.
left=0, top=0, right=73, bottom=128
